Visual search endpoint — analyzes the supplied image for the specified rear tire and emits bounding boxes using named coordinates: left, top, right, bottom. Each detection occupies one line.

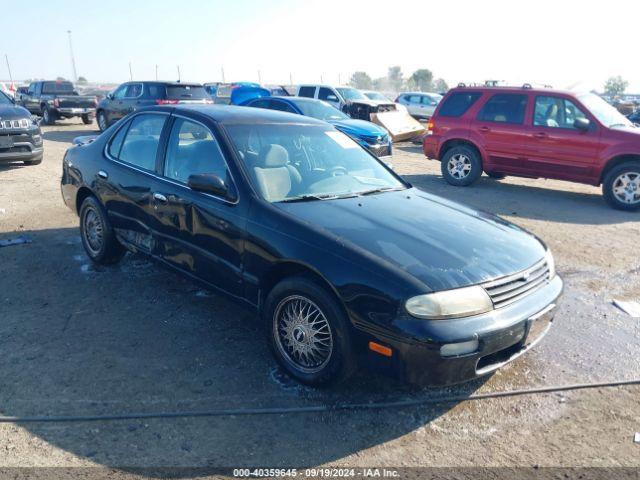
left=81, top=114, right=93, bottom=125
left=441, top=145, right=483, bottom=186
left=263, top=276, right=356, bottom=387
left=42, top=106, right=55, bottom=125
left=602, top=162, right=640, bottom=211
left=79, top=196, right=126, bottom=264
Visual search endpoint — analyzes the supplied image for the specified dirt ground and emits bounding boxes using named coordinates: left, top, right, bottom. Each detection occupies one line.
left=0, top=120, right=639, bottom=477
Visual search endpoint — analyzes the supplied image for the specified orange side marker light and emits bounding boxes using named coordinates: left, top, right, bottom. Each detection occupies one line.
left=369, top=341, right=393, bottom=357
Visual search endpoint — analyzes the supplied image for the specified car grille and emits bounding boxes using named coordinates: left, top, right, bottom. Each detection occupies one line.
left=362, top=133, right=389, bottom=146
left=0, top=119, right=30, bottom=130
left=483, top=259, right=550, bottom=308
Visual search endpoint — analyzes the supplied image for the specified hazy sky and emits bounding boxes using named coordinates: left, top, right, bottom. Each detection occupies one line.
left=2, top=0, right=638, bottom=92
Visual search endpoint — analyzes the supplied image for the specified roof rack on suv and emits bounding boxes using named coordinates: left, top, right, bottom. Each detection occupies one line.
left=456, top=82, right=553, bottom=89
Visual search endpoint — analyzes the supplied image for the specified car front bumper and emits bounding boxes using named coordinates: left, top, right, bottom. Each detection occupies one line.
left=0, top=131, right=43, bottom=162
left=56, top=107, right=96, bottom=116
left=357, top=275, right=563, bottom=386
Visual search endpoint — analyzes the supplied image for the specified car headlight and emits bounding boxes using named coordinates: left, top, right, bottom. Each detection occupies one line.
left=545, top=248, right=556, bottom=279
left=405, top=285, right=493, bottom=320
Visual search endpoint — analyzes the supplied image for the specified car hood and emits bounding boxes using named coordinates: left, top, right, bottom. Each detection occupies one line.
left=0, top=105, right=31, bottom=120
left=330, top=119, right=387, bottom=138
left=277, top=188, right=546, bottom=291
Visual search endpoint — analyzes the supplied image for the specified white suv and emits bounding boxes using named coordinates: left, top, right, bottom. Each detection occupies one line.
left=396, top=92, right=442, bottom=119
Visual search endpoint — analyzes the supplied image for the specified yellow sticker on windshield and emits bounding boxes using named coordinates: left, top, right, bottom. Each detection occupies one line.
left=325, top=131, right=358, bottom=149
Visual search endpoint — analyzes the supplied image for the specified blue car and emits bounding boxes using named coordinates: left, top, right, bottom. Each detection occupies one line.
left=242, top=96, right=392, bottom=157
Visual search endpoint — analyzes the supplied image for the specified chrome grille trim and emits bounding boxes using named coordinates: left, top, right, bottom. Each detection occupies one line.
left=483, top=259, right=550, bottom=308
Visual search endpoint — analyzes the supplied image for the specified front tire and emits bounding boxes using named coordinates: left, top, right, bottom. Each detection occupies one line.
left=441, top=145, right=483, bottom=186
left=79, top=196, right=125, bottom=264
left=264, top=276, right=356, bottom=387
left=602, top=162, right=640, bottom=211
left=81, top=114, right=93, bottom=125
left=97, top=111, right=108, bottom=131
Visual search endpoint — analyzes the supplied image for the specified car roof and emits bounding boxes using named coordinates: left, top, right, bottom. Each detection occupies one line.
left=154, top=104, right=326, bottom=125
left=448, top=86, right=580, bottom=96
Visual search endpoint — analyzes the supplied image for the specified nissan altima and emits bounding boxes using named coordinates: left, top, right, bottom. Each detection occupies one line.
left=61, top=105, right=562, bottom=386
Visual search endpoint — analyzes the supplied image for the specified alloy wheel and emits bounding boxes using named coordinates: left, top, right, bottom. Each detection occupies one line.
left=273, top=295, right=333, bottom=374
left=98, top=112, right=107, bottom=131
left=447, top=153, right=472, bottom=179
left=612, top=172, right=640, bottom=205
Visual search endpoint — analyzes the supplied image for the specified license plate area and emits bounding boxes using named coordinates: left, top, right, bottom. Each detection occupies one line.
left=0, top=136, right=14, bottom=149
left=523, top=304, right=555, bottom=348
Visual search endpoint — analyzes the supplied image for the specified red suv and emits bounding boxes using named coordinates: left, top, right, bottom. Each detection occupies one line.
left=423, top=84, right=640, bottom=210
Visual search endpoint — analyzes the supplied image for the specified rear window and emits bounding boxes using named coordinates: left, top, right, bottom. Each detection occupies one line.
left=42, top=81, right=75, bottom=94
left=438, top=92, right=482, bottom=117
left=298, top=86, right=316, bottom=98
left=477, top=94, right=528, bottom=124
left=216, top=85, right=233, bottom=98
left=166, top=85, right=208, bottom=100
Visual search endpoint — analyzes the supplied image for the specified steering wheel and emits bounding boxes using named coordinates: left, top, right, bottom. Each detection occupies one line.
left=328, top=166, right=348, bottom=177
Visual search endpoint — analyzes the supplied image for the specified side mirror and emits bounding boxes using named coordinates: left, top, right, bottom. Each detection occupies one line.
left=574, top=117, right=590, bottom=131
left=106, top=93, right=114, bottom=100
left=187, top=173, right=231, bottom=199
left=326, top=95, right=338, bottom=102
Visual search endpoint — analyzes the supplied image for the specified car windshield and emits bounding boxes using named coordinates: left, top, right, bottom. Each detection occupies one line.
left=293, top=99, right=349, bottom=121
left=364, top=92, right=388, bottom=101
left=0, top=92, right=12, bottom=105
left=578, top=93, right=633, bottom=128
left=225, top=124, right=405, bottom=203
left=336, top=88, right=367, bottom=101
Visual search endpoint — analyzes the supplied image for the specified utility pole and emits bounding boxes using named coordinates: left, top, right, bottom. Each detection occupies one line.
left=67, top=30, right=78, bottom=82
left=155, top=65, right=158, bottom=81
left=221, top=67, right=225, bottom=83
left=289, top=72, right=293, bottom=86
left=320, top=74, right=323, bottom=83
left=177, top=65, right=181, bottom=82
left=4, top=54, right=12, bottom=83
left=129, top=62, right=133, bottom=81
left=257, top=70, right=261, bottom=84
left=338, top=73, right=341, bottom=85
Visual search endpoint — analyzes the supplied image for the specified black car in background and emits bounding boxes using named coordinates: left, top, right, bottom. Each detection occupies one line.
left=61, top=105, right=561, bottom=387
left=19, top=80, right=97, bottom=126
left=96, top=82, right=211, bottom=131
left=0, top=91, right=43, bottom=165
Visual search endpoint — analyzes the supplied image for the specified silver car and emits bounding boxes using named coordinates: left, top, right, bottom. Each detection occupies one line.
left=396, top=92, right=442, bottom=119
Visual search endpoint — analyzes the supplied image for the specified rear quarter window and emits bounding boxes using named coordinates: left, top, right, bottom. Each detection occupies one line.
left=438, top=92, right=482, bottom=117
left=298, top=86, right=316, bottom=98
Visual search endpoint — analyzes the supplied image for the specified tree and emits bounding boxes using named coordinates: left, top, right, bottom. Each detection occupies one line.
left=77, top=76, right=88, bottom=84
left=604, top=76, right=628, bottom=98
left=373, top=77, right=389, bottom=92
left=387, top=66, right=404, bottom=92
left=348, top=71, right=373, bottom=90
left=433, top=78, right=449, bottom=93
left=410, top=69, right=433, bottom=92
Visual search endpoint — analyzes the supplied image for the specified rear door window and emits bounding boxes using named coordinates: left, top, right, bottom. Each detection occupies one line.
left=124, top=83, right=143, bottom=98
left=439, top=92, right=482, bottom=117
left=117, top=114, right=167, bottom=171
left=298, top=86, right=316, bottom=98
left=145, top=84, right=165, bottom=99
left=477, top=94, right=528, bottom=124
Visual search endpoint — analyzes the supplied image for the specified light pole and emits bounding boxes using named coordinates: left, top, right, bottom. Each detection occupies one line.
left=4, top=55, right=12, bottom=83
left=67, top=30, right=78, bottom=82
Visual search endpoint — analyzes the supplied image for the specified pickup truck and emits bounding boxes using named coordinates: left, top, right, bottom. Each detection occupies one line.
left=19, top=81, right=97, bottom=125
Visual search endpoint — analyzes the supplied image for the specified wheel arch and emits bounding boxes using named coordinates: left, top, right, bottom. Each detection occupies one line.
left=75, top=186, right=96, bottom=214
left=439, top=138, right=485, bottom=166
left=259, top=260, right=347, bottom=316
left=599, top=154, right=640, bottom=184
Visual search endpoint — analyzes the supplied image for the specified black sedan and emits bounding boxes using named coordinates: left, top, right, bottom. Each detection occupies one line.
left=0, top=91, right=43, bottom=165
left=61, top=105, right=562, bottom=386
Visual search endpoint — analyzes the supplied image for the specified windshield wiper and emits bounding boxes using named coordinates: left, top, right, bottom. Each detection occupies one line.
left=357, top=187, right=404, bottom=196
left=280, top=194, right=342, bottom=203
left=609, top=123, right=630, bottom=128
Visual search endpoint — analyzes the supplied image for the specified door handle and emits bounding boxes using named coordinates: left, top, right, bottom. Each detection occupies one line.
left=97, top=170, right=108, bottom=179
left=533, top=132, right=547, bottom=139
left=153, top=192, right=168, bottom=203
left=479, top=126, right=490, bottom=133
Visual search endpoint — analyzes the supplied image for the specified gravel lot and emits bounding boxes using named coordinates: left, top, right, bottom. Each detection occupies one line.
left=0, top=120, right=638, bottom=475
